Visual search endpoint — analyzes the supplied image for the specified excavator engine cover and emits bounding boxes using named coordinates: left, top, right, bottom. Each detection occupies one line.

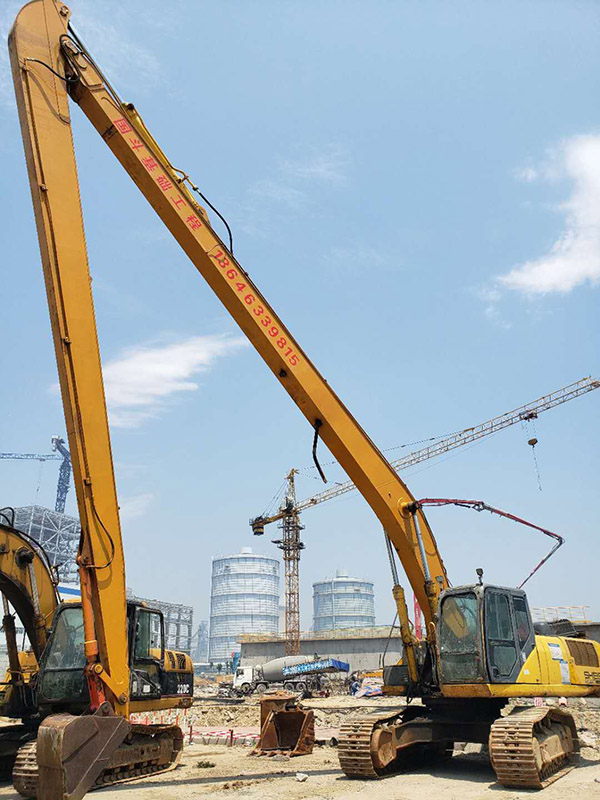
left=253, top=692, right=314, bottom=756
left=35, top=704, right=129, bottom=800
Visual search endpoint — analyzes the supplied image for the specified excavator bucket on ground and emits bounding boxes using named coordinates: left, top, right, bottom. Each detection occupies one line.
left=31, top=705, right=129, bottom=800
left=13, top=704, right=185, bottom=799
left=253, top=693, right=314, bottom=757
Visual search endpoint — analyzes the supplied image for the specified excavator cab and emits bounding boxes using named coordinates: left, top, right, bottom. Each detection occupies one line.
left=438, top=584, right=535, bottom=686
left=36, top=602, right=193, bottom=712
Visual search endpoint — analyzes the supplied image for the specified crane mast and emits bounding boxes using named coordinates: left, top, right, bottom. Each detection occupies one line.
left=270, top=470, right=304, bottom=655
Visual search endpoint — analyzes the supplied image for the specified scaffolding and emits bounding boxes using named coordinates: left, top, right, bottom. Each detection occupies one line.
left=532, top=606, right=591, bottom=624
left=128, top=590, right=194, bottom=654
left=14, top=505, right=79, bottom=583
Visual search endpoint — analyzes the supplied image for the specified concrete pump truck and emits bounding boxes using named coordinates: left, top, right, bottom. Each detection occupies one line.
left=9, top=0, right=599, bottom=796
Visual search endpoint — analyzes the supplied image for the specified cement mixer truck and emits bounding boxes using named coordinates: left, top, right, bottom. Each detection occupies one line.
left=233, top=655, right=349, bottom=694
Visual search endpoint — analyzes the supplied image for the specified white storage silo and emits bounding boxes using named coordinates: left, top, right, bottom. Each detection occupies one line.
left=208, top=547, right=279, bottom=663
left=313, top=569, right=375, bottom=631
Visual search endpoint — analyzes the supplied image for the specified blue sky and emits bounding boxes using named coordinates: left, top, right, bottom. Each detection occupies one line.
left=1, top=0, right=598, bottom=633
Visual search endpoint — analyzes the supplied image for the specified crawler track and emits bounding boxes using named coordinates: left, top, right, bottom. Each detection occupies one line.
left=13, top=724, right=183, bottom=798
left=338, top=714, right=400, bottom=778
left=489, top=706, right=579, bottom=789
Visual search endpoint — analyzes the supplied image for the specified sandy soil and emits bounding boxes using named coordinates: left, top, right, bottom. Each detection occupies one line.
left=192, top=695, right=404, bottom=729
left=0, top=742, right=597, bottom=800
left=1, top=697, right=598, bottom=799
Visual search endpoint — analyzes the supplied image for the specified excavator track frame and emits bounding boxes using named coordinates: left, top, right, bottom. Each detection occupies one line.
left=340, top=703, right=580, bottom=789
left=338, top=715, right=397, bottom=778
left=489, top=706, right=579, bottom=789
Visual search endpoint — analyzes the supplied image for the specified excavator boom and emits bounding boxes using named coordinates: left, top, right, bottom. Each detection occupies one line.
left=10, top=0, right=447, bottom=634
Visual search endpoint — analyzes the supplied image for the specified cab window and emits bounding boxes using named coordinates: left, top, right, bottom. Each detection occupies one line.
left=439, top=593, right=484, bottom=682
left=512, top=596, right=531, bottom=649
left=134, top=610, right=163, bottom=661
left=485, top=592, right=517, bottom=679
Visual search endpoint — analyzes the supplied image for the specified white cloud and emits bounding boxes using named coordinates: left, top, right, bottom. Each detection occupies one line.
left=499, top=135, right=600, bottom=294
left=236, top=144, right=350, bottom=238
left=72, top=1, right=160, bottom=88
left=472, top=286, right=512, bottom=329
left=323, top=244, right=389, bottom=273
left=248, top=180, right=306, bottom=209
left=279, top=145, right=349, bottom=185
left=119, top=492, right=153, bottom=521
left=514, top=166, right=538, bottom=183
left=104, top=334, right=247, bottom=428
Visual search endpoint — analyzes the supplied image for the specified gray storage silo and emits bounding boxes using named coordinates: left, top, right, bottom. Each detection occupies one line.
left=313, top=569, right=375, bottom=631
left=209, top=547, right=279, bottom=663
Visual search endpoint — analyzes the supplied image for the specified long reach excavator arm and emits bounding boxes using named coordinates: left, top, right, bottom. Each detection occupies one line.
left=10, top=0, right=446, bottom=655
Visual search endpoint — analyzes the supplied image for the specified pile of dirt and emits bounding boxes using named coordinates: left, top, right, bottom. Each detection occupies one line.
left=188, top=696, right=403, bottom=730
left=307, top=705, right=383, bottom=728
left=191, top=701, right=261, bottom=728
left=572, top=699, right=600, bottom=747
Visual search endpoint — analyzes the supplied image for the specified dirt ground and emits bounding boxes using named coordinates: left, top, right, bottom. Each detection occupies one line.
left=192, top=695, right=402, bottom=729
left=0, top=742, right=597, bottom=800
left=0, top=697, right=598, bottom=799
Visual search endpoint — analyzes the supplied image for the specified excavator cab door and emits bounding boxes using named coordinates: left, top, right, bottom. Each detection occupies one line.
left=483, top=588, right=535, bottom=683
left=128, top=605, right=165, bottom=700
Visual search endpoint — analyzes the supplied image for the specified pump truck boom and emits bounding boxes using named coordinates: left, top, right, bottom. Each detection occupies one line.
left=9, top=1, right=598, bottom=795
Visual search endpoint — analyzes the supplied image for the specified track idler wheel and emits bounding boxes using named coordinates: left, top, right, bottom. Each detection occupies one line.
left=35, top=703, right=129, bottom=800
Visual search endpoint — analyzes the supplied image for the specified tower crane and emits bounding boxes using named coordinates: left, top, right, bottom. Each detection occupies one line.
left=0, top=436, right=72, bottom=513
left=251, top=376, right=599, bottom=654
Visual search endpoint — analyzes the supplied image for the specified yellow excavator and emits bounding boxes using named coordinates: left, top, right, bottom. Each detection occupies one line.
left=9, top=0, right=599, bottom=796
left=0, top=507, right=194, bottom=795
left=0, top=507, right=58, bottom=777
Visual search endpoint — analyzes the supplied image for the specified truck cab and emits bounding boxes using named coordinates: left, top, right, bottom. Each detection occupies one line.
left=233, top=666, right=259, bottom=694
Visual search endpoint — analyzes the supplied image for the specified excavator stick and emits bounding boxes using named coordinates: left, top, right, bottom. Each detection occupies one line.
left=253, top=693, right=314, bottom=757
